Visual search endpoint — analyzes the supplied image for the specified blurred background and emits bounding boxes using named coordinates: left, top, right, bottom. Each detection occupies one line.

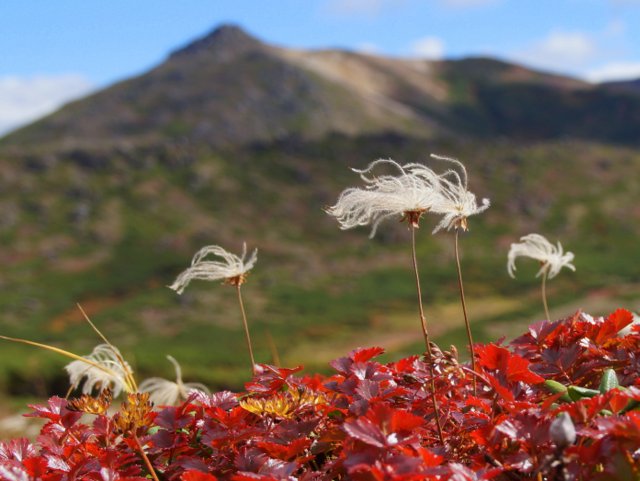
left=1, top=0, right=639, bottom=436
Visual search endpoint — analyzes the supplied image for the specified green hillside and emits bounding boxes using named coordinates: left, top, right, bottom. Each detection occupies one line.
left=0, top=25, right=638, bottom=402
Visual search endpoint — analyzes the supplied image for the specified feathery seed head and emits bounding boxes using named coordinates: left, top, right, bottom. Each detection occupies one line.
left=138, top=355, right=210, bottom=406
left=64, top=344, right=134, bottom=397
left=507, top=233, right=576, bottom=279
left=429, top=154, right=490, bottom=233
left=169, top=243, right=258, bottom=294
left=326, top=158, right=443, bottom=238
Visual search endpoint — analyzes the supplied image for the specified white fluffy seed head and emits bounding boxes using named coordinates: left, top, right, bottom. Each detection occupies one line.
left=138, top=355, right=210, bottom=406
left=507, top=233, right=576, bottom=279
left=169, top=243, right=258, bottom=294
left=64, top=344, right=133, bottom=397
left=326, top=158, right=443, bottom=238
left=428, top=154, right=490, bottom=233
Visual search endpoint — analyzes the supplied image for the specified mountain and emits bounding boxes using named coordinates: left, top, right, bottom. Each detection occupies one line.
left=4, top=25, right=640, bottom=152
left=602, top=78, right=640, bottom=95
left=0, top=25, right=639, bottom=399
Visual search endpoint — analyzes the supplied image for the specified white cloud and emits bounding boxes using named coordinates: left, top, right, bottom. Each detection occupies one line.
left=0, top=74, right=94, bottom=137
left=515, top=31, right=597, bottom=72
left=586, top=62, right=640, bottom=82
left=325, top=0, right=407, bottom=15
left=410, top=36, right=445, bottom=60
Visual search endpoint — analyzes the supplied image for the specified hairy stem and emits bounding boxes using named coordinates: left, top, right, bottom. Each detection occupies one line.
left=411, top=227, right=432, bottom=351
left=454, top=230, right=477, bottom=396
left=410, top=226, right=445, bottom=444
left=236, top=284, right=257, bottom=374
left=133, top=434, right=160, bottom=481
left=541, top=268, right=551, bottom=321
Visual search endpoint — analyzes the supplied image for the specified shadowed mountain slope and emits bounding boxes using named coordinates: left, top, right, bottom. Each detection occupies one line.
left=3, top=25, right=640, bottom=151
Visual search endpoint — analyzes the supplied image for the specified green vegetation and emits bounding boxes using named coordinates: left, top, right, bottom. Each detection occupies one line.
left=0, top=135, right=638, bottom=400
left=0, top=26, right=638, bottom=407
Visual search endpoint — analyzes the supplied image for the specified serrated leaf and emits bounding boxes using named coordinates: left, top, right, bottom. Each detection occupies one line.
left=343, top=417, right=386, bottom=448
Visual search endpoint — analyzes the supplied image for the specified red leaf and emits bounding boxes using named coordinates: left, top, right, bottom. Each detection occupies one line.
left=608, top=390, right=631, bottom=414
left=476, top=344, right=507, bottom=371
left=344, top=417, right=386, bottom=448
left=610, top=412, right=640, bottom=444
left=390, top=409, right=425, bottom=433
left=505, top=353, right=544, bottom=385
left=245, top=365, right=303, bottom=394
left=594, top=309, right=634, bottom=344
left=393, top=356, right=420, bottom=373
left=486, top=374, right=515, bottom=402
left=476, top=344, right=543, bottom=385
left=181, top=471, right=218, bottom=481
left=23, top=457, right=47, bottom=478
left=417, top=448, right=443, bottom=467
left=351, top=347, right=385, bottom=364
left=256, top=438, right=311, bottom=461
left=231, top=474, right=279, bottom=481
left=0, top=438, right=37, bottom=461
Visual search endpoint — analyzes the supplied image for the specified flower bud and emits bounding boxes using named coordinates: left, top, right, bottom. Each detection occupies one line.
left=550, top=412, right=576, bottom=448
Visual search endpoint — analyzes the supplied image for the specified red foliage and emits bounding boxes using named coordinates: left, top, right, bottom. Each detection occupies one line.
left=2, top=309, right=640, bottom=480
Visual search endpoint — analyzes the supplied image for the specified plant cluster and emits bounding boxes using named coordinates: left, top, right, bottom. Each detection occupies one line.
left=2, top=154, right=637, bottom=480
left=1, top=309, right=639, bottom=480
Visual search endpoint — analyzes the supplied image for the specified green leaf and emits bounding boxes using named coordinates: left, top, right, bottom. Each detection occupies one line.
left=599, top=368, right=619, bottom=393
left=544, top=379, right=572, bottom=402
left=568, top=385, right=600, bottom=401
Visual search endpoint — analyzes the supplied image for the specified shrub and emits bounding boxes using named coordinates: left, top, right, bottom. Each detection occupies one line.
left=2, top=309, right=639, bottom=480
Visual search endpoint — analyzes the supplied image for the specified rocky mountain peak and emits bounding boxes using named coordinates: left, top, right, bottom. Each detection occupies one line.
left=169, top=24, right=262, bottom=60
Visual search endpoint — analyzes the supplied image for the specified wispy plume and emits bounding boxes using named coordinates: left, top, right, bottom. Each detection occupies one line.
left=508, top=233, right=575, bottom=320
left=429, top=154, right=490, bottom=233
left=139, top=356, right=210, bottom=406
left=508, top=234, right=575, bottom=280
left=65, top=344, right=134, bottom=397
left=169, top=243, right=259, bottom=374
left=169, top=243, right=257, bottom=294
left=327, top=158, right=442, bottom=237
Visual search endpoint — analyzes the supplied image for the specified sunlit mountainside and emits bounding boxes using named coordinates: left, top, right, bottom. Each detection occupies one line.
left=0, top=24, right=638, bottom=398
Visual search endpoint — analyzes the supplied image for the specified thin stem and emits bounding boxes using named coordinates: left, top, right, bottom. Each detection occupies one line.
left=77, top=303, right=138, bottom=392
left=410, top=226, right=445, bottom=445
left=411, top=227, right=432, bottom=352
left=541, top=268, right=551, bottom=321
left=236, top=284, right=257, bottom=374
left=454, top=230, right=477, bottom=396
left=133, top=434, right=160, bottom=481
left=0, top=335, right=133, bottom=391
left=266, top=331, right=281, bottom=367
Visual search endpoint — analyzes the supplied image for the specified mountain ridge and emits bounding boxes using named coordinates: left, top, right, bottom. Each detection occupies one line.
left=3, top=24, right=640, bottom=152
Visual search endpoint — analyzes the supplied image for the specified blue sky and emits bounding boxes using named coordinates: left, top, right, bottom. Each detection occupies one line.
left=1, top=0, right=639, bottom=135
